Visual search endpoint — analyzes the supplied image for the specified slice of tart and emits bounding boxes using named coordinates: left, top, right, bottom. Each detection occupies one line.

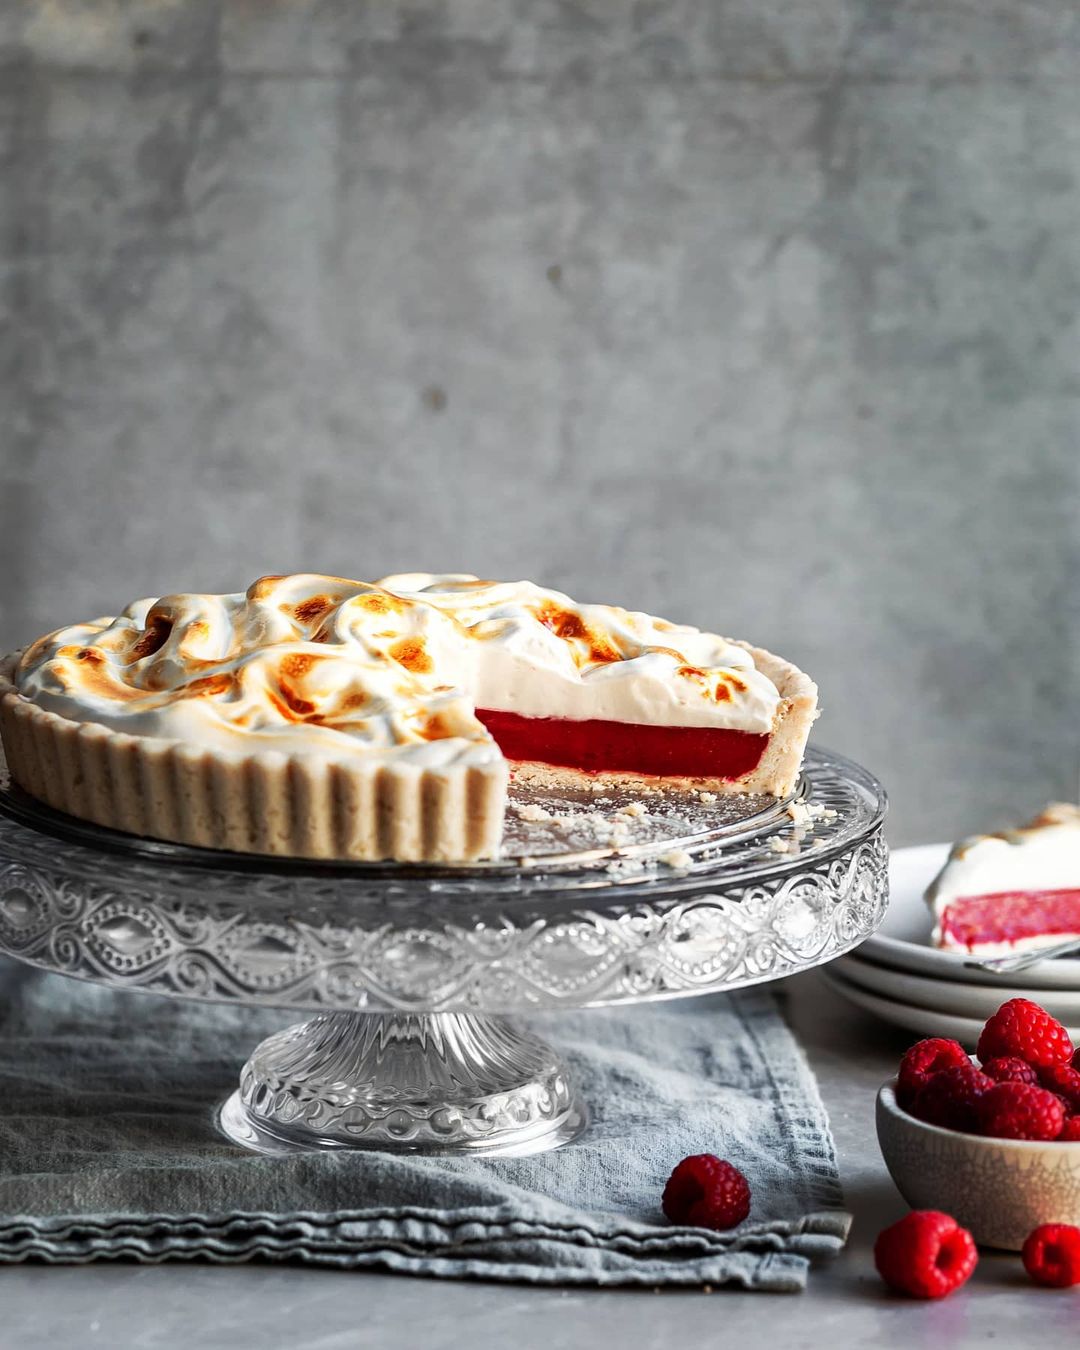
left=927, top=804, right=1080, bottom=956
left=0, top=573, right=818, bottom=862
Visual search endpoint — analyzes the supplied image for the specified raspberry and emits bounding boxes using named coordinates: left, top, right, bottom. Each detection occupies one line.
left=1060, top=1116, right=1080, bottom=1141
left=978, top=1081, right=1065, bottom=1140
left=897, top=1038, right=970, bottom=1109
left=1037, top=1063, right=1080, bottom=1113
left=1073, top=1047, right=1080, bottom=1071
left=976, top=999, right=1074, bottom=1069
left=662, top=1155, right=751, bottom=1230
left=1021, top=1223, right=1080, bottom=1287
left=980, top=1056, right=1039, bottom=1086
left=911, top=1065, right=992, bottom=1132
left=873, top=1211, right=978, bottom=1299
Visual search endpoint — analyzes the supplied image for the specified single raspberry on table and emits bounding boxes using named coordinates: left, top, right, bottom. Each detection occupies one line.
left=662, top=1155, right=751, bottom=1230
left=1059, top=1116, right=1080, bottom=1141
left=873, top=1211, right=978, bottom=1299
left=978, top=1081, right=1065, bottom=1140
left=911, top=1064, right=992, bottom=1132
left=1037, top=1063, right=1080, bottom=1114
left=976, top=999, right=1074, bottom=1069
left=897, top=1038, right=970, bottom=1109
left=980, top=1056, right=1039, bottom=1086
left=1021, top=1223, right=1080, bottom=1287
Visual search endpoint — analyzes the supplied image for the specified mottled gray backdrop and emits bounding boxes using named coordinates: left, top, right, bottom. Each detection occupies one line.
left=1, top=2, right=1078, bottom=842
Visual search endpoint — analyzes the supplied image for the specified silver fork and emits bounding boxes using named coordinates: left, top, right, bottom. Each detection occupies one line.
left=964, top=937, right=1080, bottom=976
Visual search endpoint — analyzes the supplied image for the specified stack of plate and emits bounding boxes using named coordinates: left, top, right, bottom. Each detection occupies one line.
left=824, top=843, right=1080, bottom=1046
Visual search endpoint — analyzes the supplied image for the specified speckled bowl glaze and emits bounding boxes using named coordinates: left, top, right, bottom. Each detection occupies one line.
left=877, top=1082, right=1080, bottom=1250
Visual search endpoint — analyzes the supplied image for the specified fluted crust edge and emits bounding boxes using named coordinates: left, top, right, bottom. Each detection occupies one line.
left=0, top=654, right=507, bottom=862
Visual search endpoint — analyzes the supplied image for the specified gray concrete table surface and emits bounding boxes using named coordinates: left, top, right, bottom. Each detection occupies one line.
left=1, top=972, right=1073, bottom=1350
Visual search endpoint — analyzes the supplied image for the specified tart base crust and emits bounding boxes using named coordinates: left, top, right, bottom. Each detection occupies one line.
left=0, top=642, right=817, bottom=862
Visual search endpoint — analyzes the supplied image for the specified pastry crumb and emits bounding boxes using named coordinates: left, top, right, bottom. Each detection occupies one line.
left=786, top=802, right=811, bottom=826
left=615, top=801, right=647, bottom=819
left=699, top=791, right=717, bottom=804
left=605, top=856, right=647, bottom=876
left=659, top=848, right=693, bottom=870
left=513, top=802, right=553, bottom=822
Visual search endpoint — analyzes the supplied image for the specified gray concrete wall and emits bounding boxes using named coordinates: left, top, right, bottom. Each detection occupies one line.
left=1, top=1, right=1077, bottom=843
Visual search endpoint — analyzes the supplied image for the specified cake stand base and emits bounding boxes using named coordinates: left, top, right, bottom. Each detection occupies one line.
left=0, top=747, right=889, bottom=1157
left=217, top=1011, right=589, bottom=1156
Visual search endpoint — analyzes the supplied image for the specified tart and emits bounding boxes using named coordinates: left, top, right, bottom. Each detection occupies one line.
left=0, top=573, right=819, bottom=862
left=927, top=804, right=1080, bottom=956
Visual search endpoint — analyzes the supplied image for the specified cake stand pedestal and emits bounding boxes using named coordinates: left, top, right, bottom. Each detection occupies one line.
left=219, top=1011, right=585, bottom=1156
left=0, top=747, right=887, bottom=1157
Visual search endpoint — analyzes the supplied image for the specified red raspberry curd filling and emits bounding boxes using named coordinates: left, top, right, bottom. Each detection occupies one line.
left=940, top=889, right=1080, bottom=952
left=476, top=710, right=769, bottom=779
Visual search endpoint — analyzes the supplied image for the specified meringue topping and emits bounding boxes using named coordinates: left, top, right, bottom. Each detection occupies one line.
left=13, top=573, right=785, bottom=766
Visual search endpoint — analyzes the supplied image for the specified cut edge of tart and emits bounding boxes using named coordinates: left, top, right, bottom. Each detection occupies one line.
left=503, top=642, right=816, bottom=798
left=0, top=575, right=819, bottom=863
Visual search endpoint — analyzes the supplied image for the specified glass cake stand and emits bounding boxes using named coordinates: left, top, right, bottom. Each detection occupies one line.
left=0, top=747, right=887, bottom=1157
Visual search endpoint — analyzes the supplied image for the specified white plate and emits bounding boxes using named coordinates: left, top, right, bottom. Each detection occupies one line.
left=832, top=951, right=1080, bottom=1022
left=855, top=843, right=1080, bottom=989
left=821, top=966, right=1080, bottom=1049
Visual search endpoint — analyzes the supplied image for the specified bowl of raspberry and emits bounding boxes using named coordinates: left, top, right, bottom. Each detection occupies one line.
left=876, top=998, right=1080, bottom=1249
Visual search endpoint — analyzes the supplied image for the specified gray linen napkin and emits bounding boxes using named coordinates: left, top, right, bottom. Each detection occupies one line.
left=0, top=960, right=849, bottom=1288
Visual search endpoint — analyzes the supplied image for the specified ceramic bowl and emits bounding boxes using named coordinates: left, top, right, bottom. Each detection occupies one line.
left=876, top=1082, right=1080, bottom=1250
